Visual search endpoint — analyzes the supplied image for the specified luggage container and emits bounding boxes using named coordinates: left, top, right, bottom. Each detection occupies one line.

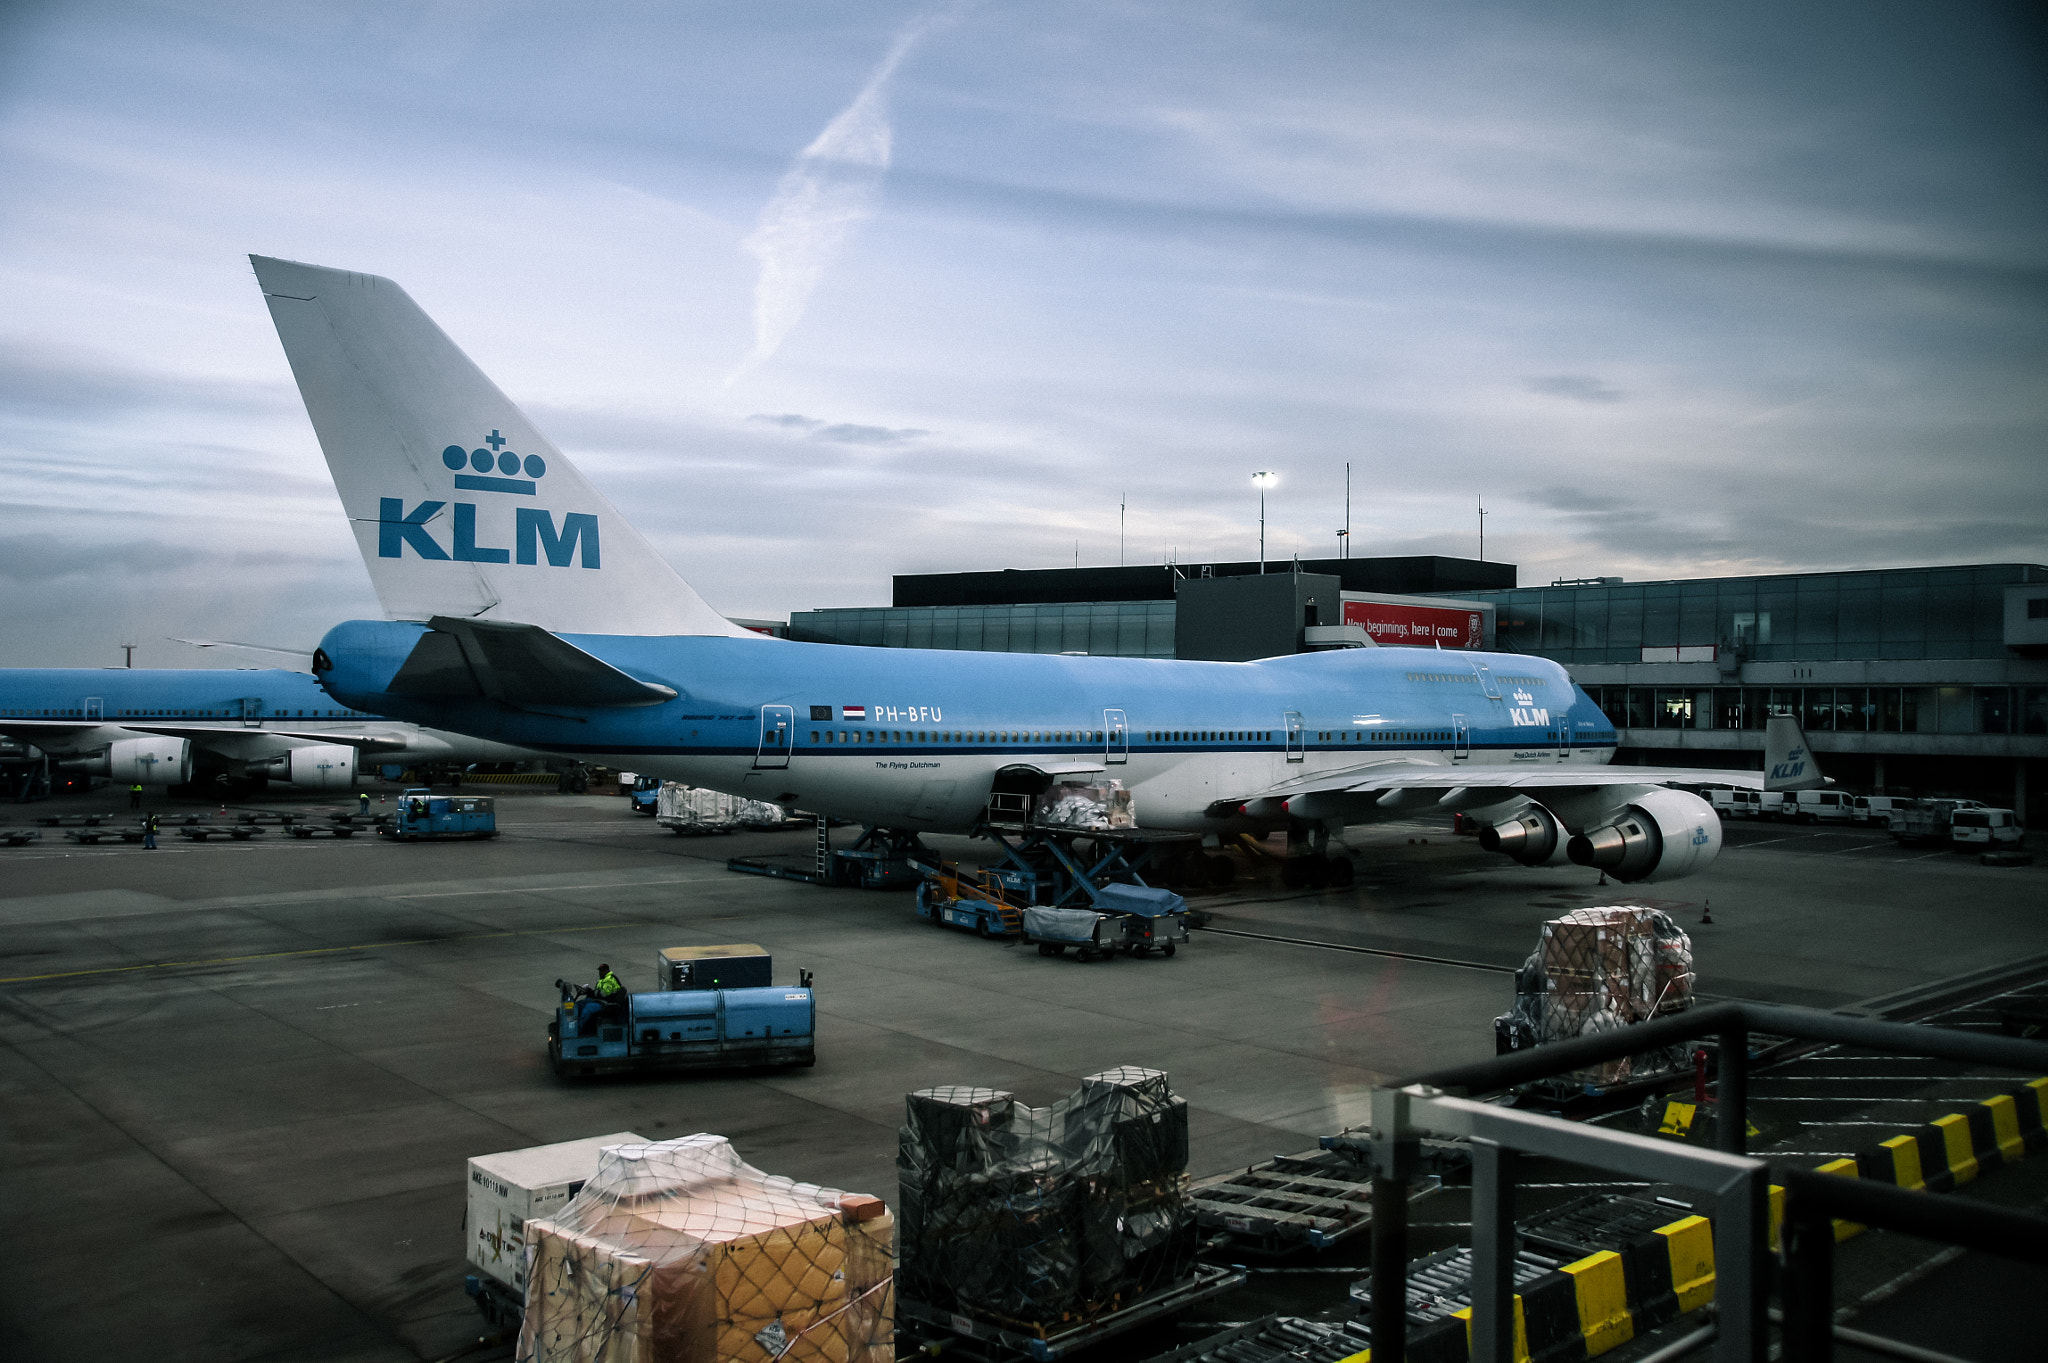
left=1096, top=882, right=1190, bottom=957
left=1023, top=904, right=1118, bottom=960
left=655, top=943, right=773, bottom=991
left=462, top=1130, right=648, bottom=1325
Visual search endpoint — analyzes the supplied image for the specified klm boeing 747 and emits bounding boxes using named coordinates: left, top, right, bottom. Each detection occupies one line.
left=256, top=256, right=1820, bottom=884
left=0, top=666, right=541, bottom=789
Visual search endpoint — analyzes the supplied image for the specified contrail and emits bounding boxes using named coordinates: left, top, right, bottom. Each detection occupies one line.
left=731, top=7, right=960, bottom=381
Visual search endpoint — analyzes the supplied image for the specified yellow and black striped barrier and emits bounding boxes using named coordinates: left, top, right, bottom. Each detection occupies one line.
left=1371, top=1076, right=2047, bottom=1362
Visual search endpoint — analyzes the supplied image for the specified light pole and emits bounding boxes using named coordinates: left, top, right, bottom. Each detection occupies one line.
left=1253, top=471, right=1276, bottom=572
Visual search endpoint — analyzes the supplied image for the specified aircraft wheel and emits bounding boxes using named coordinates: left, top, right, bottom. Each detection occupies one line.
left=1207, top=855, right=1236, bottom=888
left=1326, top=857, right=1355, bottom=888
left=1280, top=860, right=1305, bottom=889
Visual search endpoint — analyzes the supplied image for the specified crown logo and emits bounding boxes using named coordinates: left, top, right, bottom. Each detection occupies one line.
left=443, top=430, right=545, bottom=494
left=1512, top=688, right=1534, bottom=705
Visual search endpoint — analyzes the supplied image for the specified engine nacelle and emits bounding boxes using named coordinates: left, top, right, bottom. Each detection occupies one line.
left=75, top=737, right=193, bottom=785
left=279, top=744, right=357, bottom=790
left=1566, top=788, right=1722, bottom=884
left=1479, top=803, right=1563, bottom=866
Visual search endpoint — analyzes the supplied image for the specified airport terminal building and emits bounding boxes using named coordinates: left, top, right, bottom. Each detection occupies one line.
left=790, top=559, right=2048, bottom=816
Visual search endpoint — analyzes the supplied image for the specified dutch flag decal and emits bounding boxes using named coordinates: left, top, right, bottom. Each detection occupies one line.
left=842, top=706, right=866, bottom=721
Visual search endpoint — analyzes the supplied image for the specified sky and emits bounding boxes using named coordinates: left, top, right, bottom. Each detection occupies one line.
left=1, top=0, right=2043, bottom=667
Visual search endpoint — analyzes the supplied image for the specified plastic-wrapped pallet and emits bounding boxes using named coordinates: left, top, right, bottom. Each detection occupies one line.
left=1034, top=781, right=1135, bottom=831
left=897, top=1069, right=1195, bottom=1331
left=1506, top=906, right=1696, bottom=1087
left=516, top=1134, right=892, bottom=1363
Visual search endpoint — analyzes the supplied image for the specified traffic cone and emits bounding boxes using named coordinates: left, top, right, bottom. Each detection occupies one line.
left=1597, top=870, right=1608, bottom=886
left=1700, top=899, right=1714, bottom=925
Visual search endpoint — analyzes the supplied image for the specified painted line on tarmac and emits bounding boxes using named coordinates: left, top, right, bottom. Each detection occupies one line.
left=388, top=876, right=702, bottom=899
left=1198, top=925, right=1517, bottom=973
left=0, top=922, right=635, bottom=985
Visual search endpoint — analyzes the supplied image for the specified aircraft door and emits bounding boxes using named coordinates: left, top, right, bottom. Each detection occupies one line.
left=1558, top=716, right=1572, bottom=762
left=84, top=697, right=102, bottom=721
left=239, top=697, right=264, bottom=727
left=1284, top=710, right=1305, bottom=763
left=1103, top=708, right=1128, bottom=765
left=754, top=704, right=794, bottom=769
left=1473, top=663, right=1501, bottom=700
left=1452, top=714, right=1469, bottom=761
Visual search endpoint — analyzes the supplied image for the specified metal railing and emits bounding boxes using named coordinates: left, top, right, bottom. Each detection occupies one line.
left=1353, top=1000, right=2048, bottom=1363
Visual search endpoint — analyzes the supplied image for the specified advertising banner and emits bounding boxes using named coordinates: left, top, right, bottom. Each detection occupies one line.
left=1341, top=598, right=1485, bottom=648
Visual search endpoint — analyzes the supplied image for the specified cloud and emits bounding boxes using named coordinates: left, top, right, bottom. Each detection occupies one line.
left=746, top=412, right=929, bottom=445
left=731, top=4, right=963, bottom=380
left=1526, top=374, right=1624, bottom=403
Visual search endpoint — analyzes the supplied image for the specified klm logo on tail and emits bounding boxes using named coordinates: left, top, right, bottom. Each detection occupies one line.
left=1770, top=746, right=1807, bottom=782
left=378, top=431, right=599, bottom=568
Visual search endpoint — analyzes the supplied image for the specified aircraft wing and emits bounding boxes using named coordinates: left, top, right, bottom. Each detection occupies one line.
left=0, top=719, right=106, bottom=743
left=121, top=725, right=416, bottom=752
left=0, top=718, right=411, bottom=753
left=1218, top=758, right=1761, bottom=815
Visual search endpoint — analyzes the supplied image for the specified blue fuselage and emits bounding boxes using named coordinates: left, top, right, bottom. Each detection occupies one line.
left=0, top=667, right=372, bottom=723
left=316, top=621, right=1618, bottom=833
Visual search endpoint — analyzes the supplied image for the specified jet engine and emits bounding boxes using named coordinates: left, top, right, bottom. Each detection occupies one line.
left=71, top=736, right=193, bottom=785
left=1566, top=788, right=1722, bottom=883
left=1478, top=803, right=1564, bottom=866
left=278, top=744, right=357, bottom=789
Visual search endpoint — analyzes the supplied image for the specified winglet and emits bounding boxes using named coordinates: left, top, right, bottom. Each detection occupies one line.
left=1763, top=714, right=1826, bottom=791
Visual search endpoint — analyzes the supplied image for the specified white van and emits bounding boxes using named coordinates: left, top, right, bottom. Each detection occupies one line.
left=1708, top=789, right=1765, bottom=819
left=1851, top=795, right=1907, bottom=828
left=1950, top=808, right=2023, bottom=848
left=1783, top=790, right=1854, bottom=824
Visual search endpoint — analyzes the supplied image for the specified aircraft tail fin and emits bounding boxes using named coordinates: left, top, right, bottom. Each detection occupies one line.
left=250, top=255, right=750, bottom=638
left=1763, top=714, right=1826, bottom=791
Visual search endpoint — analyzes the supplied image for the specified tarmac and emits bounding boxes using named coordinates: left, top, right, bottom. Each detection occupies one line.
left=1, top=785, right=2042, bottom=1360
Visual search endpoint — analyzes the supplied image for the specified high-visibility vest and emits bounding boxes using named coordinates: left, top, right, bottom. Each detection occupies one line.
left=596, top=972, right=623, bottom=998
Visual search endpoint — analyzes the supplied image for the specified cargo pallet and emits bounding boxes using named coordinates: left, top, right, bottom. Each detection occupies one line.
left=895, top=1263, right=1247, bottom=1361
left=1191, top=1149, right=1441, bottom=1254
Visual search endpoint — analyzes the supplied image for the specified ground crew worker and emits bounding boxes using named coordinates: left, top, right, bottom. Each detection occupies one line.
left=129, top=784, right=143, bottom=809
left=142, top=812, right=159, bottom=850
left=578, top=963, right=628, bottom=1028
left=357, top=791, right=370, bottom=817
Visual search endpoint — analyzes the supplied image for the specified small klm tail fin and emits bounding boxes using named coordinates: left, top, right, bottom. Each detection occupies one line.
left=250, top=256, right=749, bottom=638
left=1763, top=714, right=1826, bottom=792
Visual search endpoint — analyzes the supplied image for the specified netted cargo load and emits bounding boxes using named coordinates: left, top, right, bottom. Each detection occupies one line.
left=1035, top=781, right=1136, bottom=831
left=1493, top=906, right=1695, bottom=1088
left=516, top=1134, right=892, bottom=1363
left=898, top=1069, right=1196, bottom=1331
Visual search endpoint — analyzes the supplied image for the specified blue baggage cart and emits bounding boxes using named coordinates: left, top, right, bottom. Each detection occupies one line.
left=382, top=788, right=498, bottom=840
